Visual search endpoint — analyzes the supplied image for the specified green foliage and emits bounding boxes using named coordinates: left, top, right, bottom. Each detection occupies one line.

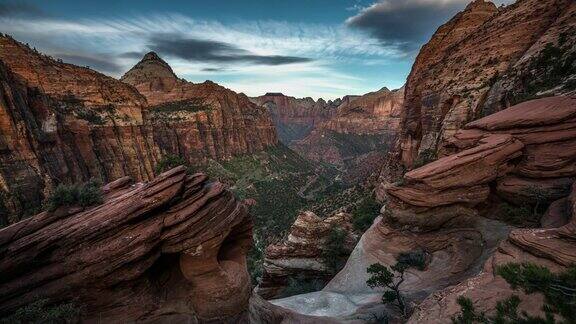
left=452, top=263, right=576, bottom=323
left=509, top=37, right=576, bottom=106
left=413, top=149, right=437, bottom=168
left=0, top=299, right=81, bottom=324
left=155, top=154, right=191, bottom=174
left=46, top=180, right=103, bottom=211
left=279, top=275, right=326, bottom=298
left=352, top=196, right=381, bottom=232
left=499, top=203, right=536, bottom=227
left=366, top=250, right=428, bottom=317
left=150, top=98, right=210, bottom=116
left=74, top=109, right=105, bottom=125
left=321, top=226, right=349, bottom=274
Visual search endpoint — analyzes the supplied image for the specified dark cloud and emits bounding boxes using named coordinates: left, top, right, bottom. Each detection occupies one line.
left=148, top=35, right=313, bottom=66
left=346, top=0, right=470, bottom=51
left=201, top=67, right=228, bottom=72
left=55, top=53, right=123, bottom=74
left=0, top=1, right=44, bottom=17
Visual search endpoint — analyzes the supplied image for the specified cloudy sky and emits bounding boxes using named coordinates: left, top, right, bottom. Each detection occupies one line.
left=0, top=0, right=514, bottom=99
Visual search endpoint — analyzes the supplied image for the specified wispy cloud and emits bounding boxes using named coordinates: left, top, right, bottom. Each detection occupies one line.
left=0, top=13, right=405, bottom=99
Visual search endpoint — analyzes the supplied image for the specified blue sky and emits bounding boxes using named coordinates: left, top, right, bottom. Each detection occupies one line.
left=0, top=0, right=514, bottom=99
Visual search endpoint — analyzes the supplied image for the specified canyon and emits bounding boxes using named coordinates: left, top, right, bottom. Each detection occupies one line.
left=0, top=0, right=575, bottom=322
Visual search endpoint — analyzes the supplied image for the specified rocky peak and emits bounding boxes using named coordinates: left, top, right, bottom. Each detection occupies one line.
left=120, top=51, right=178, bottom=88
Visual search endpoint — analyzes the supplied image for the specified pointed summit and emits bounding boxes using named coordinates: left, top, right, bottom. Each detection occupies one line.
left=121, top=51, right=178, bottom=87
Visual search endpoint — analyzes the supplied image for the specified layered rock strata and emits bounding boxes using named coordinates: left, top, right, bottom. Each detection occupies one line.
left=0, top=36, right=277, bottom=223
left=256, top=211, right=357, bottom=299
left=250, top=93, right=339, bottom=146
left=0, top=167, right=254, bottom=323
left=395, top=0, right=575, bottom=170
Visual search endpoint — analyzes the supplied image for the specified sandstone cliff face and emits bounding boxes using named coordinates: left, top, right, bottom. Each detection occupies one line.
left=0, top=36, right=277, bottom=224
left=293, top=87, right=404, bottom=167
left=396, top=0, right=575, bottom=170
left=0, top=167, right=254, bottom=323
left=250, top=93, right=339, bottom=146
left=256, top=211, right=357, bottom=299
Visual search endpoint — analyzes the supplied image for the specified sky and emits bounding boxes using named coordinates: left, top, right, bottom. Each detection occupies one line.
left=0, top=0, right=514, bottom=100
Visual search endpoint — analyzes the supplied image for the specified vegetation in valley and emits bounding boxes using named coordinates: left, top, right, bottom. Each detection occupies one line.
left=199, top=143, right=346, bottom=283
left=46, top=179, right=103, bottom=211
left=367, top=250, right=428, bottom=318
left=352, top=195, right=381, bottom=232
left=452, top=263, right=576, bottom=324
left=321, top=225, right=350, bottom=274
left=0, top=299, right=81, bottom=324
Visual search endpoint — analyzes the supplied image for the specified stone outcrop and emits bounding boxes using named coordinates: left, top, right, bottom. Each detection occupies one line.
left=379, top=96, right=576, bottom=321
left=250, top=93, right=339, bottom=146
left=0, top=167, right=254, bottom=323
left=293, top=87, right=404, bottom=167
left=256, top=211, right=357, bottom=299
left=0, top=36, right=277, bottom=223
left=394, top=0, right=575, bottom=171
left=408, top=182, right=576, bottom=323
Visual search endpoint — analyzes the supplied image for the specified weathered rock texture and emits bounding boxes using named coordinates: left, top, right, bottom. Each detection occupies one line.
left=250, top=93, right=340, bottom=146
left=293, top=87, right=404, bottom=167
left=256, top=211, right=357, bottom=299
left=381, top=96, right=576, bottom=321
left=0, top=36, right=277, bottom=224
left=0, top=167, right=254, bottom=323
left=394, top=0, right=576, bottom=171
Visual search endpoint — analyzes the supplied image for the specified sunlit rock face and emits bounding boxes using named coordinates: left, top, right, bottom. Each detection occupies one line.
left=0, top=167, right=254, bottom=323
left=0, top=36, right=277, bottom=223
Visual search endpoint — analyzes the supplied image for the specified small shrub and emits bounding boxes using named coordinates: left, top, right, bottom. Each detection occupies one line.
left=279, top=275, right=325, bottom=298
left=367, top=249, right=428, bottom=317
left=452, top=263, right=576, bottom=323
left=75, top=109, right=105, bottom=125
left=155, top=154, right=191, bottom=174
left=352, top=196, right=381, bottom=232
left=499, top=203, right=535, bottom=227
left=321, top=226, right=349, bottom=274
left=46, top=180, right=103, bottom=211
left=413, top=149, right=437, bottom=168
left=0, top=299, right=81, bottom=324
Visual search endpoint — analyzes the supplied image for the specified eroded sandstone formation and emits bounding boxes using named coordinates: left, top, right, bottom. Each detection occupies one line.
left=0, top=36, right=277, bottom=223
left=394, top=0, right=575, bottom=170
left=256, top=211, right=357, bottom=299
left=0, top=167, right=254, bottom=323
left=384, top=96, right=576, bottom=321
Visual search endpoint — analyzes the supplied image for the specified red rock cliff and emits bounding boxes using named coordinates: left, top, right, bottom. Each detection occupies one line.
left=0, top=36, right=277, bottom=224
left=250, top=93, right=339, bottom=146
left=396, top=0, right=575, bottom=170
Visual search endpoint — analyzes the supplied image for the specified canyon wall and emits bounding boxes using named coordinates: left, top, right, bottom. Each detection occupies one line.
left=0, top=36, right=277, bottom=224
left=250, top=93, right=340, bottom=146
left=293, top=87, right=404, bottom=167
left=393, top=0, right=575, bottom=172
